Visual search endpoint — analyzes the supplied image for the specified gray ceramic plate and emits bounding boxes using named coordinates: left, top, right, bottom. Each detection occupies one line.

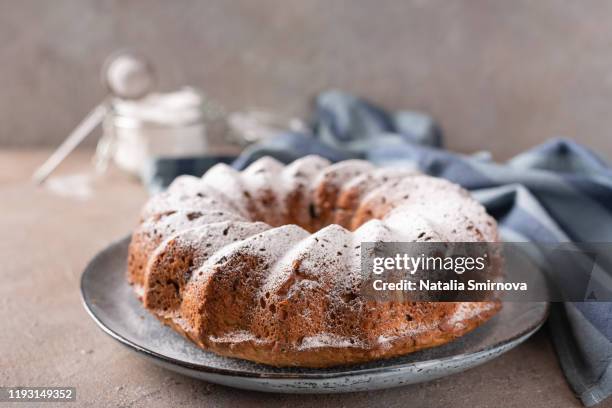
left=81, top=236, right=548, bottom=393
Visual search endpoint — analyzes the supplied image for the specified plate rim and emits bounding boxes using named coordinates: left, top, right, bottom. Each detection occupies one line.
left=81, top=235, right=549, bottom=381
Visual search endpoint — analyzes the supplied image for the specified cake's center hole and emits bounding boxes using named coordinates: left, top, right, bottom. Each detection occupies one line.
left=251, top=193, right=380, bottom=233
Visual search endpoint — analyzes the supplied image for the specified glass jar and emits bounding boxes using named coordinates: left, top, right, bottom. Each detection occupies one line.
left=96, top=87, right=211, bottom=176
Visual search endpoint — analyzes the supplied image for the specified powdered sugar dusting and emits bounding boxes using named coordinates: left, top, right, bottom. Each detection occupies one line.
left=448, top=302, right=497, bottom=326
left=210, top=330, right=269, bottom=345
left=299, top=333, right=363, bottom=350
left=134, top=154, right=500, bottom=364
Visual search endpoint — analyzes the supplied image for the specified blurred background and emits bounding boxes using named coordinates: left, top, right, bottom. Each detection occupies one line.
left=3, top=0, right=612, bottom=160
left=2, top=3, right=611, bottom=406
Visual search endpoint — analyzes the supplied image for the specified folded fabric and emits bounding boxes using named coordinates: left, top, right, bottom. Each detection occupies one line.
left=233, top=90, right=612, bottom=406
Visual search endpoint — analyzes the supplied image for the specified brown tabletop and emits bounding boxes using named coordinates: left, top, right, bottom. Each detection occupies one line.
left=0, top=149, right=585, bottom=407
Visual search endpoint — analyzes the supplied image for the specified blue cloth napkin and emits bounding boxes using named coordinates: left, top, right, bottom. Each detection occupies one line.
left=232, top=90, right=612, bottom=406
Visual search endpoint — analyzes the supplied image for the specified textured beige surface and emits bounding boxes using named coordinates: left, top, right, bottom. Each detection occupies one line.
left=0, top=149, right=585, bottom=407
left=1, top=1, right=612, bottom=161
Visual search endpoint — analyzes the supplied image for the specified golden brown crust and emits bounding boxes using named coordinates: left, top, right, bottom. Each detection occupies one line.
left=154, top=301, right=500, bottom=368
left=128, top=155, right=502, bottom=368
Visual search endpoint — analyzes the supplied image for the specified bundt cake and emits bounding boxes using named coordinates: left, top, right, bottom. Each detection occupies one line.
left=127, top=155, right=501, bottom=367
